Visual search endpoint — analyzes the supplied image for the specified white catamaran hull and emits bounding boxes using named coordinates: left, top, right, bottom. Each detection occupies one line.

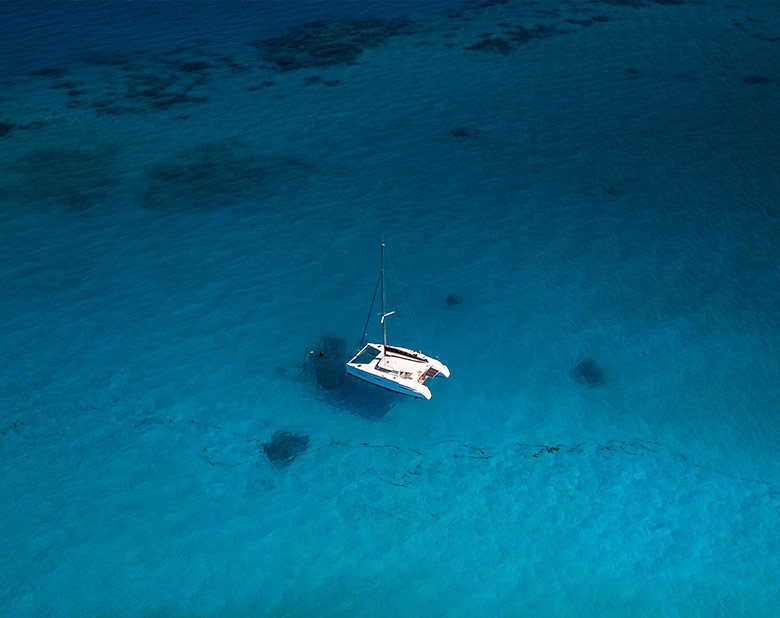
left=345, top=242, right=450, bottom=400
left=346, top=343, right=450, bottom=400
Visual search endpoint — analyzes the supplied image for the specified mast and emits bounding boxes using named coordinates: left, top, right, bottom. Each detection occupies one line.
left=381, top=242, right=387, bottom=352
left=378, top=242, right=394, bottom=354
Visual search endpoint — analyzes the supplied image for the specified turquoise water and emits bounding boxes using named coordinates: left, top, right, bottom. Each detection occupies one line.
left=2, top=1, right=779, bottom=616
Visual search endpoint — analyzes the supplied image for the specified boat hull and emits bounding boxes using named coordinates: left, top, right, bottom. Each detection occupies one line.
left=346, top=363, right=431, bottom=399
left=345, top=343, right=449, bottom=400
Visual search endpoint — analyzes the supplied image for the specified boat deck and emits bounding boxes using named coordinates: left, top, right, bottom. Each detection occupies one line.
left=378, top=353, right=426, bottom=377
left=346, top=342, right=449, bottom=400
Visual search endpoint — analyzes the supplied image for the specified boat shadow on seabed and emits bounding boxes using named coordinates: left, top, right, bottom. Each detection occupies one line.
left=304, top=336, right=399, bottom=420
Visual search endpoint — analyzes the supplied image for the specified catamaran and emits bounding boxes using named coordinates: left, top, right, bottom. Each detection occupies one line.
left=346, top=243, right=450, bottom=400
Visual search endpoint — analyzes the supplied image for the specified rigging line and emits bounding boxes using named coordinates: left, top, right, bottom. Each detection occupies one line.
left=359, top=269, right=382, bottom=348
left=385, top=246, right=424, bottom=350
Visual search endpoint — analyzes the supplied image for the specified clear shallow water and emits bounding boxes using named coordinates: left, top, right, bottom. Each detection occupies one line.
left=1, top=1, right=779, bottom=616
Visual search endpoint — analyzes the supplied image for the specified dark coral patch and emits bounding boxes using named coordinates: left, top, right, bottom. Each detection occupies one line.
left=508, top=24, right=557, bottom=44
left=2, top=419, right=25, bottom=436
left=450, top=128, right=470, bottom=138
left=53, top=80, right=83, bottom=90
left=591, top=0, right=683, bottom=5
left=29, top=67, right=69, bottom=78
left=0, top=122, right=14, bottom=138
left=151, top=93, right=208, bottom=109
left=10, top=148, right=115, bottom=209
left=180, top=61, right=209, bottom=72
left=92, top=101, right=128, bottom=116
left=446, top=294, right=462, bottom=307
left=254, top=19, right=413, bottom=71
left=124, top=70, right=209, bottom=110
left=84, top=59, right=212, bottom=115
left=83, top=51, right=127, bottom=66
left=467, top=37, right=514, bottom=55
left=15, top=120, right=52, bottom=131
left=742, top=75, right=771, bottom=85
left=567, top=19, right=595, bottom=27
left=594, top=0, right=646, bottom=6
left=217, top=55, right=248, bottom=72
left=467, top=23, right=557, bottom=54
left=263, top=431, right=310, bottom=467
left=570, top=359, right=606, bottom=388
left=143, top=143, right=309, bottom=211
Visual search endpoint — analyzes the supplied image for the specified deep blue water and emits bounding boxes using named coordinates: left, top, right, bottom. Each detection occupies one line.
left=2, top=1, right=779, bottom=616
